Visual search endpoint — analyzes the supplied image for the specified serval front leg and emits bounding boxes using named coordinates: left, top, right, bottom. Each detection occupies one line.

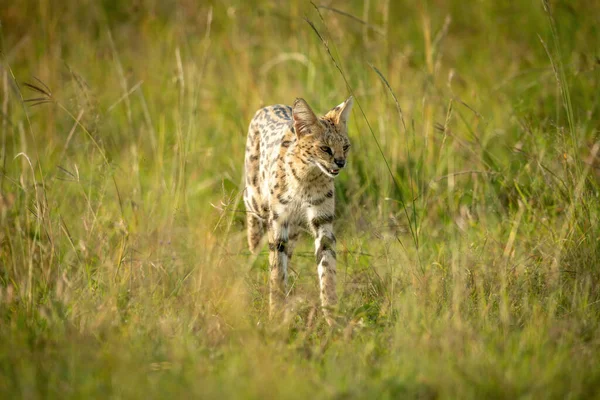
left=308, top=206, right=338, bottom=326
left=267, top=214, right=289, bottom=320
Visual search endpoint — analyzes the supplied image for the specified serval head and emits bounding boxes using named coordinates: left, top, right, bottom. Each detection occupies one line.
left=292, top=96, right=354, bottom=178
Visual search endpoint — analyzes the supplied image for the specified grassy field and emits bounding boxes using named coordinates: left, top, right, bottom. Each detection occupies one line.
left=1, top=0, right=599, bottom=398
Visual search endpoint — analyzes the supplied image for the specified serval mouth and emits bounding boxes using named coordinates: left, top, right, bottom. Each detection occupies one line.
left=316, top=162, right=341, bottom=178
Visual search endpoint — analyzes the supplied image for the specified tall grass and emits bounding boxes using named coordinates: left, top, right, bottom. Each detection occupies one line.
left=1, top=0, right=599, bottom=398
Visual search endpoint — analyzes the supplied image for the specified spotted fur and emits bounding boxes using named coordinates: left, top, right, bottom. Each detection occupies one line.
left=244, top=96, right=354, bottom=325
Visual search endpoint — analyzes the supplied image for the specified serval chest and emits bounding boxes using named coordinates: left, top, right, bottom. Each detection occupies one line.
left=243, top=96, right=354, bottom=326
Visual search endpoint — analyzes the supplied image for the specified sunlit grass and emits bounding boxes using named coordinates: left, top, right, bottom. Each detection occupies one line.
left=1, top=0, right=599, bottom=398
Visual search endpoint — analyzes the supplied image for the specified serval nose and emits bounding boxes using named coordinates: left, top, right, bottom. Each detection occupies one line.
left=334, top=158, right=346, bottom=168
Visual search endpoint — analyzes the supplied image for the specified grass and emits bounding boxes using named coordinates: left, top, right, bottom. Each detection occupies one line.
left=1, top=0, right=600, bottom=398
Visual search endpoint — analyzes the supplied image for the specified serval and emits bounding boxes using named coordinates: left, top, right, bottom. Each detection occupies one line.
left=243, top=96, right=353, bottom=325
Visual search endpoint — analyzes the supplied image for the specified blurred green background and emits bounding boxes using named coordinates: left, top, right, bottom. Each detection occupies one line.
left=1, top=0, right=599, bottom=398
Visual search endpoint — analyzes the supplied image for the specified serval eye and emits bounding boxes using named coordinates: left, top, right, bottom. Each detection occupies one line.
left=320, top=146, right=333, bottom=155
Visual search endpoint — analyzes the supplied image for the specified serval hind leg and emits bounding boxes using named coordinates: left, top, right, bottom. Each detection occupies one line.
left=245, top=211, right=264, bottom=253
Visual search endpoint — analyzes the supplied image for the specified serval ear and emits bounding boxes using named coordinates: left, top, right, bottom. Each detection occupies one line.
left=332, top=96, right=354, bottom=126
left=293, top=98, right=319, bottom=138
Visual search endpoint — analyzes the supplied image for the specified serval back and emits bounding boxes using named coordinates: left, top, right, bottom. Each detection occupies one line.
left=243, top=96, right=354, bottom=325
